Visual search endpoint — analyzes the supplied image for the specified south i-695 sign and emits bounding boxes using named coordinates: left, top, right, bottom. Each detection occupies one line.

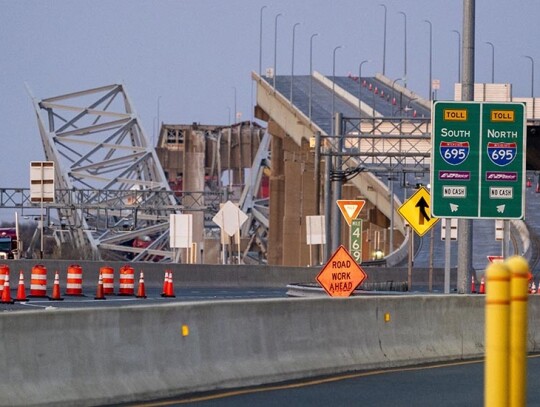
left=431, top=101, right=526, bottom=219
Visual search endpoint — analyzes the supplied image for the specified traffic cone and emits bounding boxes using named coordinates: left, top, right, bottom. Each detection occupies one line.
left=14, top=270, right=29, bottom=301
left=136, top=271, right=147, bottom=299
left=531, top=281, right=537, bottom=294
left=471, top=275, right=477, bottom=294
left=161, top=270, right=168, bottom=296
left=49, top=271, right=64, bottom=301
left=94, top=274, right=106, bottom=300
left=168, top=272, right=175, bottom=297
left=1, top=273, right=14, bottom=304
left=162, top=271, right=176, bottom=298
left=479, top=277, right=485, bottom=294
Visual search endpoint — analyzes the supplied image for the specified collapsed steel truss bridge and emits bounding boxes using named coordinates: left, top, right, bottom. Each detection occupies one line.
left=26, top=84, right=203, bottom=261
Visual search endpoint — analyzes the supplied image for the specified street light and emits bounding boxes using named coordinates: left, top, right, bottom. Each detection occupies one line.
left=331, top=45, right=342, bottom=135
left=258, top=5, right=267, bottom=75
left=524, top=55, right=535, bottom=119
left=451, top=30, right=461, bottom=83
left=309, top=33, right=319, bottom=122
left=398, top=11, right=407, bottom=87
left=232, top=86, right=237, bottom=124
left=485, top=41, right=495, bottom=83
left=290, top=22, right=301, bottom=103
left=523, top=55, right=535, bottom=97
left=273, top=13, right=283, bottom=90
left=380, top=4, right=387, bottom=75
left=156, top=95, right=161, bottom=146
left=358, top=60, right=370, bottom=113
left=392, top=77, right=404, bottom=116
left=424, top=20, right=432, bottom=100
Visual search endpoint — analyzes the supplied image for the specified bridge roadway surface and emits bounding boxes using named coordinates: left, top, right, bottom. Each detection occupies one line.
left=268, top=74, right=538, bottom=277
left=118, top=355, right=540, bottom=406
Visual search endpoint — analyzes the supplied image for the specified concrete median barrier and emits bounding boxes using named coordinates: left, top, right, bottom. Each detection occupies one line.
left=1, top=296, right=539, bottom=406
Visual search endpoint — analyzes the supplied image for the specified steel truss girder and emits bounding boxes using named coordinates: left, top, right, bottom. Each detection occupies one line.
left=28, top=84, right=181, bottom=261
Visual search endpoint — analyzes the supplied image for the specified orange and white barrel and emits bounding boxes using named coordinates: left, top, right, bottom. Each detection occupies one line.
left=118, top=265, right=134, bottom=296
left=65, top=264, right=83, bottom=296
left=30, top=264, right=47, bottom=297
left=100, top=266, right=115, bottom=295
left=0, top=264, right=9, bottom=295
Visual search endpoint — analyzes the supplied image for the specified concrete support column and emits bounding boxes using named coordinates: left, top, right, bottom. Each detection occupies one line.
left=267, top=121, right=285, bottom=265
left=281, top=140, right=316, bottom=266
left=183, top=129, right=205, bottom=263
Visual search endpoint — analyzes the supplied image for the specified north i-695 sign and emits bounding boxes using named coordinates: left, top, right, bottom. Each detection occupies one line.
left=431, top=101, right=526, bottom=219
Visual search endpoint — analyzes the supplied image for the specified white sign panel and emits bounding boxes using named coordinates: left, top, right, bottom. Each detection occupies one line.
left=169, top=214, right=193, bottom=248
left=30, top=161, right=55, bottom=203
left=441, top=218, right=458, bottom=241
left=212, top=200, right=248, bottom=237
left=306, top=215, right=326, bottom=245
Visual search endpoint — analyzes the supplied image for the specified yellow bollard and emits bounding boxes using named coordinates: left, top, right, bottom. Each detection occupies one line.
left=507, top=256, right=529, bottom=407
left=484, top=262, right=511, bottom=407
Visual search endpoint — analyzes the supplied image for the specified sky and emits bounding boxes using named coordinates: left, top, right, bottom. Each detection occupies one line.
left=1, top=0, right=539, bottom=200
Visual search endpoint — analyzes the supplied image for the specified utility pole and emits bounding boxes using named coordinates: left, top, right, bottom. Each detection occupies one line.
left=457, top=0, right=475, bottom=294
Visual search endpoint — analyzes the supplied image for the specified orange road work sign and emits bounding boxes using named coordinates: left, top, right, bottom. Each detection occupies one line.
left=316, top=245, right=368, bottom=297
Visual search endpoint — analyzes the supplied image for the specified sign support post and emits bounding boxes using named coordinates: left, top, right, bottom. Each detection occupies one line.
left=30, top=161, right=55, bottom=260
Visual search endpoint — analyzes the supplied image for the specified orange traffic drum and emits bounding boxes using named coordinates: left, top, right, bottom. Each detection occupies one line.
left=65, top=264, right=83, bottom=296
left=118, top=265, right=134, bottom=296
left=30, top=264, right=47, bottom=297
left=0, top=264, right=9, bottom=294
left=100, top=266, right=115, bottom=295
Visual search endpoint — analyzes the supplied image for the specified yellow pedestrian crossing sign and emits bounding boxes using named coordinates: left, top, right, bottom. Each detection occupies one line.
left=398, top=187, right=439, bottom=236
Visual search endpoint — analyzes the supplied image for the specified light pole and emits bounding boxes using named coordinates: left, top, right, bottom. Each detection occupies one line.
left=290, top=22, right=300, bottom=103
left=273, top=13, right=282, bottom=90
left=358, top=60, right=370, bottom=113
left=380, top=4, right=387, bottom=75
left=524, top=55, right=535, bottom=119
left=424, top=20, right=432, bottom=100
left=259, top=5, right=267, bottom=75
left=452, top=29, right=461, bottom=83
left=485, top=41, right=495, bottom=83
left=398, top=11, right=407, bottom=87
left=331, top=45, right=342, bottom=135
left=309, top=33, right=319, bottom=122
left=156, top=95, right=161, bottom=146
left=392, top=77, right=404, bottom=116
left=232, top=86, right=237, bottom=124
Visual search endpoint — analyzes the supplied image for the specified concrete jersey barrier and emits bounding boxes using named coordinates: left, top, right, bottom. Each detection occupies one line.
left=1, top=296, right=539, bottom=406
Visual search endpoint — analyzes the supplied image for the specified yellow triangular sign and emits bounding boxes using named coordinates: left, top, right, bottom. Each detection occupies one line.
left=336, top=200, right=366, bottom=226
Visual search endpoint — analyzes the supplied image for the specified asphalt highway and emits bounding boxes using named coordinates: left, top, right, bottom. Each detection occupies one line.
left=0, top=287, right=289, bottom=312
left=121, top=354, right=540, bottom=407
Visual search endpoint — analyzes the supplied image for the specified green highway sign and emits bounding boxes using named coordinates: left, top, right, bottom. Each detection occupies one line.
left=431, top=101, right=526, bottom=219
left=349, top=219, right=362, bottom=264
